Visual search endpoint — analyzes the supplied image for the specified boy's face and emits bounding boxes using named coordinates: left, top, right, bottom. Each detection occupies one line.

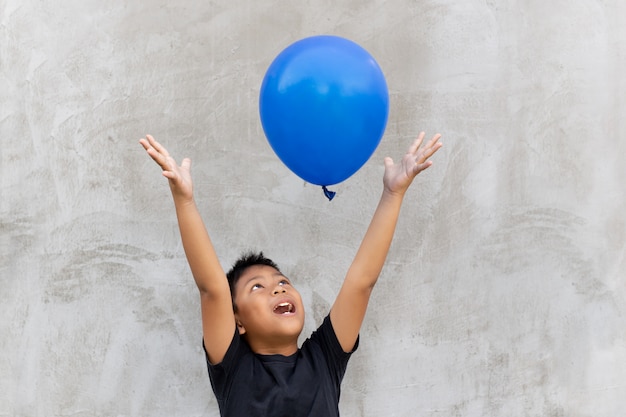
left=233, top=264, right=305, bottom=346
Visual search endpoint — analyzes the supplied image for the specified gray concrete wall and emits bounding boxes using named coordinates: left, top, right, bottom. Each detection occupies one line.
left=1, top=1, right=624, bottom=416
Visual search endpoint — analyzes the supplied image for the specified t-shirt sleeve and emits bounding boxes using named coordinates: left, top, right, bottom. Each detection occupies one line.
left=308, top=315, right=359, bottom=385
left=202, top=326, right=242, bottom=401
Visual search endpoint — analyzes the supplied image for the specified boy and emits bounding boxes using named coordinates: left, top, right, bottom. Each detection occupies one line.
left=140, top=132, right=442, bottom=416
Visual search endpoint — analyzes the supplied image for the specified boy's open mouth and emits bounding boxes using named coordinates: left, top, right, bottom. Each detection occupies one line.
left=273, top=302, right=295, bottom=315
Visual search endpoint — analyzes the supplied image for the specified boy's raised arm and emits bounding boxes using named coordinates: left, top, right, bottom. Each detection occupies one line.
left=330, top=132, right=442, bottom=352
left=140, top=135, right=235, bottom=364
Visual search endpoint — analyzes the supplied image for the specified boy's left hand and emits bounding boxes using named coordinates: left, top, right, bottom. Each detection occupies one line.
left=382, top=132, right=442, bottom=195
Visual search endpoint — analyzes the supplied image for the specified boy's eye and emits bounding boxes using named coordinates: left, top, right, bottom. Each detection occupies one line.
left=279, top=280, right=289, bottom=286
left=251, top=283, right=263, bottom=291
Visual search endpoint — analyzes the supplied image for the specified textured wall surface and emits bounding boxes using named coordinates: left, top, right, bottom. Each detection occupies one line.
left=1, top=1, right=625, bottom=416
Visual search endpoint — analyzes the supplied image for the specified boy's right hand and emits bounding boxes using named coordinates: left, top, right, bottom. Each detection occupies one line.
left=139, top=134, right=194, bottom=202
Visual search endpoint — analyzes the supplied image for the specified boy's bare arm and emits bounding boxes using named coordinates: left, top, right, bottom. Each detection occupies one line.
left=330, top=132, right=442, bottom=352
left=140, top=135, right=235, bottom=364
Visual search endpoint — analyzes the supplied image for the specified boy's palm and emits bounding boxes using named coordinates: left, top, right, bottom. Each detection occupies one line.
left=140, top=134, right=194, bottom=201
left=383, top=132, right=442, bottom=195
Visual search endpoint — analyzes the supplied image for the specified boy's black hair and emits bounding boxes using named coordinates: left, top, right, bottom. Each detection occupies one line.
left=226, top=251, right=280, bottom=310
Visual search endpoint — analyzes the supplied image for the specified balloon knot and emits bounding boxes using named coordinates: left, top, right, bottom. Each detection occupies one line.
left=322, top=186, right=336, bottom=201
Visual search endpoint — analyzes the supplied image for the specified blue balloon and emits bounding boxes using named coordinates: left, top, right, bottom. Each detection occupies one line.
left=259, top=35, right=389, bottom=187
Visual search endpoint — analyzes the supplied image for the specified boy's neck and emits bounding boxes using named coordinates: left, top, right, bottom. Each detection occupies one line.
left=246, top=336, right=299, bottom=356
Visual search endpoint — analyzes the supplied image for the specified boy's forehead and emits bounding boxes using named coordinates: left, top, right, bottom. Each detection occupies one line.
left=238, top=265, right=283, bottom=285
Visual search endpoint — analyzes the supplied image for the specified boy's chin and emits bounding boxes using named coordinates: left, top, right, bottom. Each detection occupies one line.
left=279, top=321, right=305, bottom=336
left=273, top=321, right=305, bottom=339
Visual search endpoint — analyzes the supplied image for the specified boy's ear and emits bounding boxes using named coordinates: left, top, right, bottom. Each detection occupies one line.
left=235, top=316, right=246, bottom=335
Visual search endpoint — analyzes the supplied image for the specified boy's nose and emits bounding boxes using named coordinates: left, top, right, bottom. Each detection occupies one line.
left=273, top=286, right=286, bottom=295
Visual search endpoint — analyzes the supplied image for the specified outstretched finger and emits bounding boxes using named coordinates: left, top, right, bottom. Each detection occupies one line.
left=407, top=132, right=426, bottom=155
left=417, top=135, right=442, bottom=161
left=424, top=133, right=442, bottom=150
left=140, top=139, right=172, bottom=171
left=146, top=134, right=170, bottom=158
left=413, top=160, right=433, bottom=175
left=180, top=157, right=192, bottom=172
left=139, top=137, right=151, bottom=152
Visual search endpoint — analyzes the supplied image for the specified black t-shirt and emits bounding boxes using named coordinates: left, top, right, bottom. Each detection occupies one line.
left=204, top=315, right=358, bottom=417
